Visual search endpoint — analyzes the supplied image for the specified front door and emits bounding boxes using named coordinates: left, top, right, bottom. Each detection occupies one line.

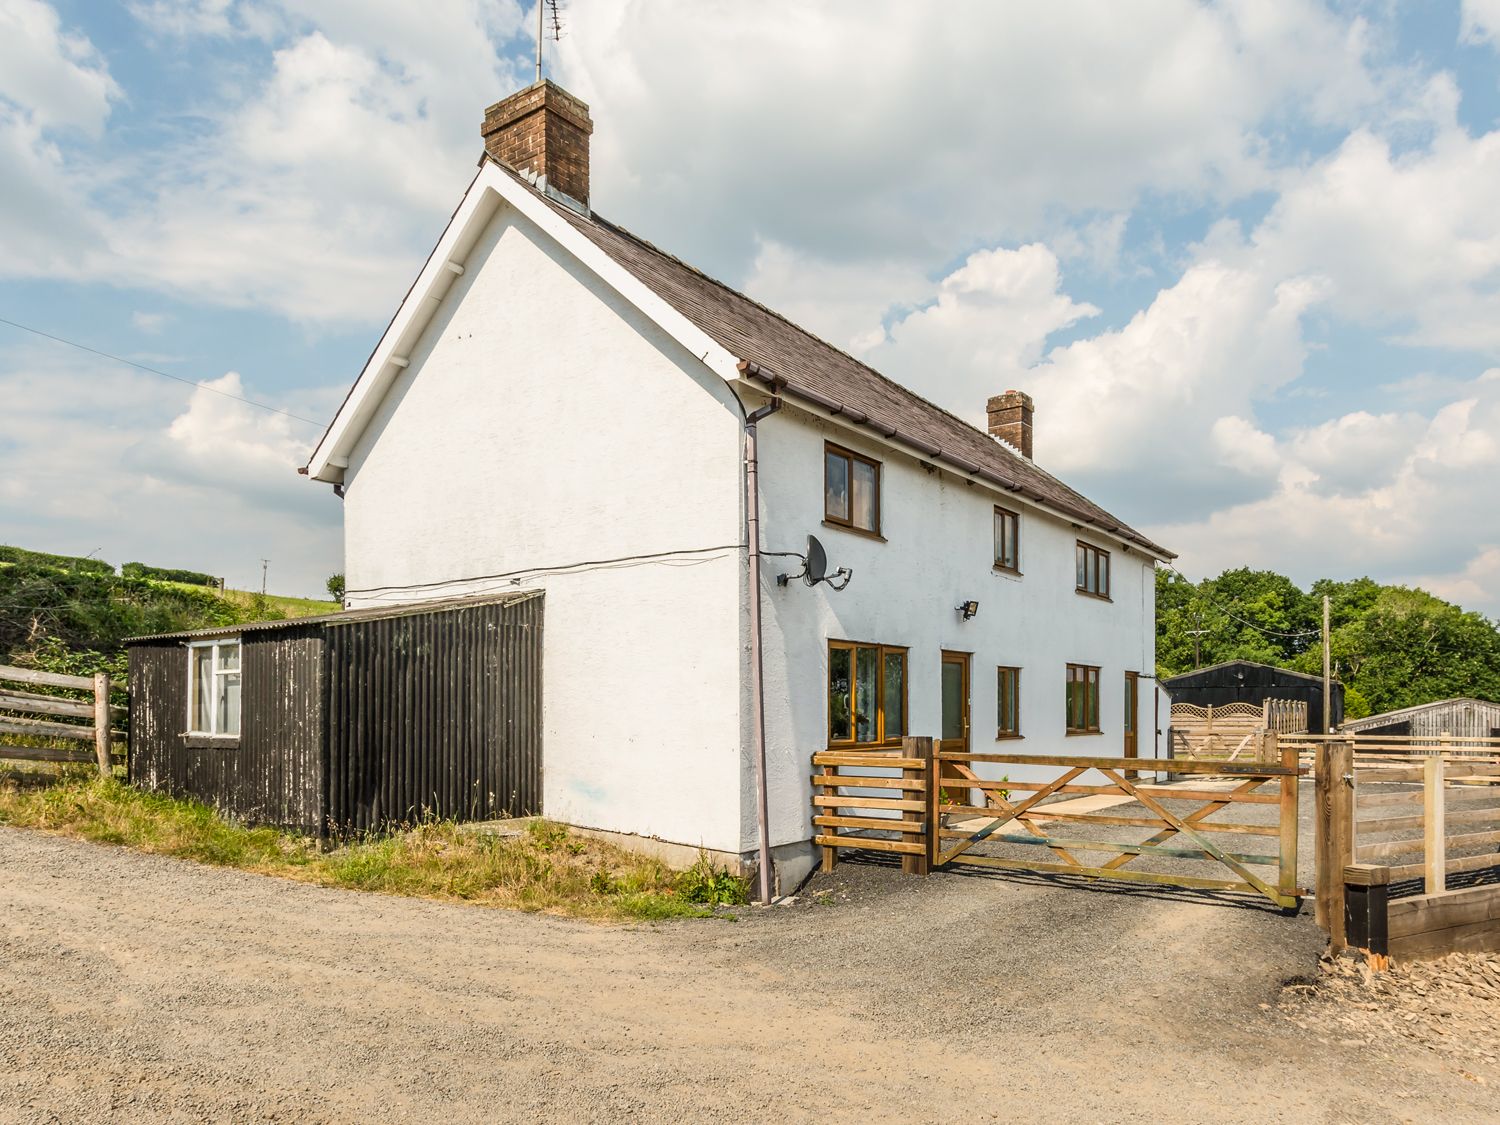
left=1123, top=671, right=1140, bottom=766
left=940, top=652, right=971, bottom=805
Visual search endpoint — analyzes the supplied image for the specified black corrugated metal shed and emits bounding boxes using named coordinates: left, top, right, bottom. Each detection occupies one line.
left=126, top=591, right=542, bottom=834
left=1162, top=659, right=1343, bottom=734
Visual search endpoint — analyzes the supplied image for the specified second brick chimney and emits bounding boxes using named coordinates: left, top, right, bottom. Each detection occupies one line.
left=987, top=390, right=1034, bottom=460
left=481, top=80, right=593, bottom=209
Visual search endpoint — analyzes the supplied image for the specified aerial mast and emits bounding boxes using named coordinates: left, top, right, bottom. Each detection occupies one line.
left=536, top=0, right=564, bottom=84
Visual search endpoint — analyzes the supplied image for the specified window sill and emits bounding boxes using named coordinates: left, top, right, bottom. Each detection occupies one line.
left=993, top=565, right=1022, bottom=577
left=1066, top=729, right=1104, bottom=737
left=1075, top=590, right=1113, bottom=602
left=184, top=734, right=239, bottom=749
left=995, top=732, right=1024, bottom=741
left=822, top=520, right=886, bottom=543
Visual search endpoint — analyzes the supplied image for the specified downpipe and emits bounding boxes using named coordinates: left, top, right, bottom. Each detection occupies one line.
left=744, top=395, right=781, bottom=904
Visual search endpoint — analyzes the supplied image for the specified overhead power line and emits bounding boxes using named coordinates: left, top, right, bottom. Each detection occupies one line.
left=1164, top=563, right=1324, bottom=640
left=0, top=315, right=322, bottom=427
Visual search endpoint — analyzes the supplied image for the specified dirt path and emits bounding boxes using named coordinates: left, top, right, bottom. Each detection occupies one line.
left=1, top=828, right=1496, bottom=1124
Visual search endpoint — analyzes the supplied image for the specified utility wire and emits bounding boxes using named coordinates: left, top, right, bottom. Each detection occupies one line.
left=1163, top=563, right=1324, bottom=640
left=0, top=315, right=322, bottom=427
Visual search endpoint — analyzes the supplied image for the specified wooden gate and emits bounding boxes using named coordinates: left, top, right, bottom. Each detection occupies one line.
left=812, top=738, right=1304, bottom=909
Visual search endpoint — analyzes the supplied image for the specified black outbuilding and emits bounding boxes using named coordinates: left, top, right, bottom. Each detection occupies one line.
left=1162, top=659, right=1343, bottom=734
left=126, top=591, right=542, bottom=835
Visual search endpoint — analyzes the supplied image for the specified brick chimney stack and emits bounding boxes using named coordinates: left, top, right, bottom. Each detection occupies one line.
left=987, top=390, right=1034, bottom=460
left=481, top=80, right=593, bottom=209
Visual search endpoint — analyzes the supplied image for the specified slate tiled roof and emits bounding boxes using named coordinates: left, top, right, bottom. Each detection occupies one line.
left=501, top=163, right=1171, bottom=558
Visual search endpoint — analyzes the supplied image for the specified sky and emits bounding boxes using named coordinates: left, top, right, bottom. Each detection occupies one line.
left=1, top=1, right=1499, bottom=614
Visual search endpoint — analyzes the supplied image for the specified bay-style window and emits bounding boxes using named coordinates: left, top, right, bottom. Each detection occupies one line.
left=828, top=640, right=906, bottom=746
left=1065, top=663, right=1101, bottom=734
left=994, top=506, right=1020, bottom=573
left=825, top=443, right=881, bottom=536
left=997, top=666, right=1021, bottom=738
left=1076, top=541, right=1111, bottom=599
left=189, top=639, right=242, bottom=737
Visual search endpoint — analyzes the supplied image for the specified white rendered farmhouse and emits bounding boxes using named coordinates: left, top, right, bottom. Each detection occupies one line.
left=305, top=81, right=1175, bottom=891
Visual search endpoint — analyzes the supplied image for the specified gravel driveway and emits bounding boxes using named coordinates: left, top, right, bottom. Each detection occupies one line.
left=2, top=826, right=1496, bottom=1124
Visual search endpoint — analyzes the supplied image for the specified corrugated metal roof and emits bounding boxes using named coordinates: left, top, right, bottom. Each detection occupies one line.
left=1342, top=697, right=1500, bottom=730
left=125, top=590, right=543, bottom=644
left=494, top=162, right=1171, bottom=558
left=1163, top=660, right=1327, bottom=687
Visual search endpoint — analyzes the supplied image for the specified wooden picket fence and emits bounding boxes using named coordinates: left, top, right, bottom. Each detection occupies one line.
left=0, top=663, right=124, bottom=775
left=1167, top=699, right=1307, bottom=763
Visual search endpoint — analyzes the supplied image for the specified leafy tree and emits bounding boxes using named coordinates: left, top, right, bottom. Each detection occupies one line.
left=326, top=573, right=346, bottom=601
left=1159, top=565, right=1500, bottom=717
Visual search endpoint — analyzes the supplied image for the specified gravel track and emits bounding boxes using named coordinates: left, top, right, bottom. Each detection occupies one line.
left=2, top=826, right=1496, bottom=1124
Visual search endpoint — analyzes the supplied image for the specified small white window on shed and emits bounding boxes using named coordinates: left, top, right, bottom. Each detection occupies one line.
left=188, top=639, right=242, bottom=737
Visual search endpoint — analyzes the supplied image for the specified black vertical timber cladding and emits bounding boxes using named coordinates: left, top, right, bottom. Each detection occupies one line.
left=323, top=593, right=542, bottom=832
left=126, top=628, right=324, bottom=831
left=126, top=592, right=541, bottom=835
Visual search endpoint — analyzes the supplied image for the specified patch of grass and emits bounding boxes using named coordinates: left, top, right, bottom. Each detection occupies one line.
left=0, top=775, right=742, bottom=923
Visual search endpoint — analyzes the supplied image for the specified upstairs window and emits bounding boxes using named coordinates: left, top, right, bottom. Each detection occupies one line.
left=825, top=443, right=881, bottom=536
left=1066, top=663, right=1101, bottom=734
left=994, top=507, right=1020, bottom=572
left=828, top=641, right=906, bottom=746
left=188, top=639, right=241, bottom=737
left=997, top=666, right=1021, bottom=738
left=1076, top=541, right=1111, bottom=599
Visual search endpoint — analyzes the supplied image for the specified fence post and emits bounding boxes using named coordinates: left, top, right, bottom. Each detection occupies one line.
left=1315, top=739, right=1355, bottom=948
left=923, top=736, right=941, bottom=870
left=1344, top=862, right=1390, bottom=970
left=92, top=672, right=111, bottom=778
left=1277, top=737, right=1299, bottom=907
left=901, top=736, right=932, bottom=877
left=1425, top=752, right=1446, bottom=894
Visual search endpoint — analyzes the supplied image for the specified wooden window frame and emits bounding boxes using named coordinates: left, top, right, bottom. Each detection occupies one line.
left=827, top=640, right=908, bottom=748
left=1075, top=541, right=1111, bottom=600
left=993, top=506, right=1021, bottom=574
left=996, top=666, right=1022, bottom=739
left=823, top=442, right=883, bottom=539
left=186, top=638, right=242, bottom=738
left=1065, top=663, right=1102, bottom=735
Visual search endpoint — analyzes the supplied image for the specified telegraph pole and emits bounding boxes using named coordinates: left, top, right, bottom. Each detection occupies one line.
left=260, top=559, right=270, bottom=597
left=1322, top=594, right=1332, bottom=734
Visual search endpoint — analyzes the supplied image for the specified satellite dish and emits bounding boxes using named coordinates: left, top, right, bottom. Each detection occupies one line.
left=804, top=535, right=828, bottom=587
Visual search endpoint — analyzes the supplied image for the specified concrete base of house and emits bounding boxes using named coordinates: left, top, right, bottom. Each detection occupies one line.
left=464, top=818, right=821, bottom=897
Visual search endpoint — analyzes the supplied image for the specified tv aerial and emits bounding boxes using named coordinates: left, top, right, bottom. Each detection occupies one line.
left=777, top=534, right=852, bottom=591
left=536, top=0, right=565, bottom=83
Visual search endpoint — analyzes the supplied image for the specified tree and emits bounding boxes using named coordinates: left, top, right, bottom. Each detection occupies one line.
left=326, top=573, right=346, bottom=602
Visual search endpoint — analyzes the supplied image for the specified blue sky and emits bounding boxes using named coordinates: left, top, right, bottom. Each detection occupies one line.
left=2, top=0, right=1500, bottom=615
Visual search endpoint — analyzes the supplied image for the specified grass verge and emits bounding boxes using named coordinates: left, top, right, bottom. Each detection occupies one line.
left=0, top=774, right=749, bottom=922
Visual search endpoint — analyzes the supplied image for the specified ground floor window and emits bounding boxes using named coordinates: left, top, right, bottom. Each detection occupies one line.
left=997, top=666, right=1021, bottom=738
left=1066, top=663, right=1100, bottom=734
left=828, top=641, right=907, bottom=746
left=189, top=639, right=241, bottom=737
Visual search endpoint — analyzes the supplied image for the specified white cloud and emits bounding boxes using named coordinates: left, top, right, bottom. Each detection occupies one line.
left=0, top=0, right=119, bottom=134
left=0, top=349, right=341, bottom=597
left=1150, top=369, right=1500, bottom=616
left=555, top=0, right=1381, bottom=271
left=858, top=243, right=1099, bottom=421
left=1461, top=0, right=1500, bottom=48
left=131, top=311, right=171, bottom=334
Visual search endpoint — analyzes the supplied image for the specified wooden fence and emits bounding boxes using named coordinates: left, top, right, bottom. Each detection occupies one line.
left=0, top=663, right=124, bottom=775
left=1304, top=733, right=1500, bottom=960
left=1167, top=699, right=1307, bottom=763
left=811, top=737, right=1304, bottom=908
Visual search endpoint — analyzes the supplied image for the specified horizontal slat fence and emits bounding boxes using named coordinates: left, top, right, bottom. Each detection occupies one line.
left=812, top=740, right=931, bottom=875
left=0, top=663, right=124, bottom=776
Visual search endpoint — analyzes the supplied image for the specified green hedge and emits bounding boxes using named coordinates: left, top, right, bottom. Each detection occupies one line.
left=121, top=562, right=220, bottom=587
left=0, top=545, right=114, bottom=575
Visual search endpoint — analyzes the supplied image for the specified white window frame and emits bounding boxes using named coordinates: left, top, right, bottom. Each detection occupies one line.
left=186, top=638, right=242, bottom=738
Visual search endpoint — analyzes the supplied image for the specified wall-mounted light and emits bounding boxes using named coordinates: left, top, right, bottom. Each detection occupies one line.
left=956, top=600, right=979, bottom=621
